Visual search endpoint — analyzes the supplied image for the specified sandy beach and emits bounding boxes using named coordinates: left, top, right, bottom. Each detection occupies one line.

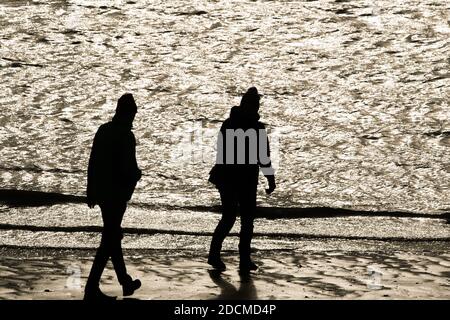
left=0, top=247, right=448, bottom=300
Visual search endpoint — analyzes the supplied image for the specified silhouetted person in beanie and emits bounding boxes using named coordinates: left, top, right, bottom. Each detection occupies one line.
left=84, top=93, right=142, bottom=300
left=208, top=87, right=276, bottom=272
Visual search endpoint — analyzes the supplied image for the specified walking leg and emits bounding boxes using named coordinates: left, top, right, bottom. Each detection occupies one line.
left=238, top=186, right=257, bottom=271
left=208, top=187, right=238, bottom=269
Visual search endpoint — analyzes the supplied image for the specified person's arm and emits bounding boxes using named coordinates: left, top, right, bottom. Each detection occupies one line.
left=216, top=124, right=226, bottom=165
left=115, top=131, right=141, bottom=202
left=131, top=133, right=141, bottom=182
left=122, top=132, right=141, bottom=183
left=86, top=131, right=99, bottom=208
left=258, top=125, right=276, bottom=194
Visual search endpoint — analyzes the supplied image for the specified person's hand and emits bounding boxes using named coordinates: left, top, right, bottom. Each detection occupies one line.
left=136, top=169, right=142, bottom=182
left=87, top=198, right=96, bottom=209
left=265, top=175, right=276, bottom=195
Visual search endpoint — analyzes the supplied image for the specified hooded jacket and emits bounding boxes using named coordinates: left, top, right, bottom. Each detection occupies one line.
left=87, top=117, right=141, bottom=204
left=209, top=105, right=274, bottom=188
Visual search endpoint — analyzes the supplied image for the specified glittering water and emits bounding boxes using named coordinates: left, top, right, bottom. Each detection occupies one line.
left=0, top=0, right=449, bottom=249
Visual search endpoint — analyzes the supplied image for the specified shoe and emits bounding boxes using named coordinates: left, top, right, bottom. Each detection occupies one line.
left=239, top=260, right=258, bottom=272
left=122, top=277, right=142, bottom=297
left=83, top=286, right=116, bottom=301
left=207, top=256, right=226, bottom=271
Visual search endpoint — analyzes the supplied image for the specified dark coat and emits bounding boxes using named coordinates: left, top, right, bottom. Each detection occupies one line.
left=87, top=119, right=141, bottom=204
left=209, top=106, right=273, bottom=188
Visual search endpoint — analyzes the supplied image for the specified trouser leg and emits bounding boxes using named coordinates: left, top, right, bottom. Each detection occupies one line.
left=209, top=187, right=238, bottom=258
left=85, top=201, right=128, bottom=288
left=104, top=202, right=129, bottom=285
left=110, top=234, right=128, bottom=285
left=238, top=187, right=257, bottom=262
left=85, top=239, right=109, bottom=289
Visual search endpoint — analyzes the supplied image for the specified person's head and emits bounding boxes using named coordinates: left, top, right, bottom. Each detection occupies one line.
left=239, top=87, right=261, bottom=113
left=114, top=93, right=137, bottom=125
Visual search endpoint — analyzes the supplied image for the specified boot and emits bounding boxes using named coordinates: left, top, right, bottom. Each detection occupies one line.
left=121, top=275, right=142, bottom=297
left=207, top=253, right=226, bottom=271
left=239, top=259, right=258, bottom=273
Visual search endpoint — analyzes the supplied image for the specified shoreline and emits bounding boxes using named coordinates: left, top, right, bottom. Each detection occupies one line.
left=2, top=189, right=450, bottom=219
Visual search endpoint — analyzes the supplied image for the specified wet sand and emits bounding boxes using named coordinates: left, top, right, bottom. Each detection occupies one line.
left=0, top=248, right=449, bottom=300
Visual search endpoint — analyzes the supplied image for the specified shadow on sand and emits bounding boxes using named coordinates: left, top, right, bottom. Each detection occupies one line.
left=208, top=269, right=257, bottom=300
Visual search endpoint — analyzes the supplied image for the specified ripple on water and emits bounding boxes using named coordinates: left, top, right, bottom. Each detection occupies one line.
left=0, top=0, right=449, bottom=215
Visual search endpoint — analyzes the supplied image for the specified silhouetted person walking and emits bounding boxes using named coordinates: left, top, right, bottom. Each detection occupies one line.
left=84, top=93, right=142, bottom=300
left=208, top=87, right=276, bottom=272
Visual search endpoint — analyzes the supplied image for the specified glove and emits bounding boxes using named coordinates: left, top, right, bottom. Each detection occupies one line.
left=136, top=168, right=142, bottom=182
left=87, top=198, right=97, bottom=209
left=265, top=175, right=276, bottom=195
